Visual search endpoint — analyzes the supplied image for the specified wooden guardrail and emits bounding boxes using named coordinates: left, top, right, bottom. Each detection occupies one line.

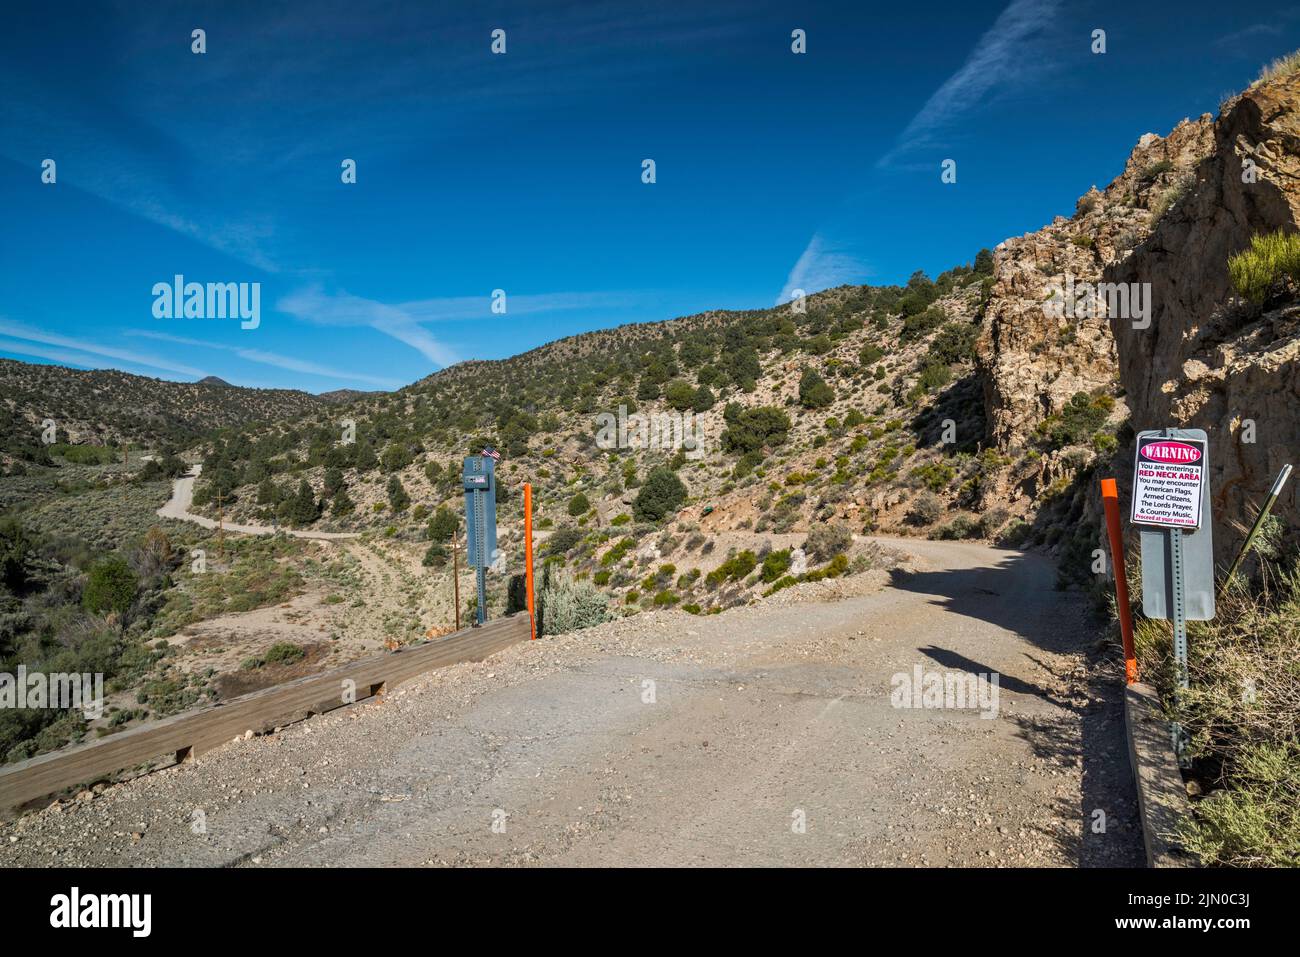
left=0, top=614, right=530, bottom=813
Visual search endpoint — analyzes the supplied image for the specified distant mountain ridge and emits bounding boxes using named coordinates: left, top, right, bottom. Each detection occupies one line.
left=0, top=359, right=331, bottom=459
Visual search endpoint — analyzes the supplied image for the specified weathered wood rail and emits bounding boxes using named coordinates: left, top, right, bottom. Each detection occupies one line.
left=0, top=614, right=530, bottom=812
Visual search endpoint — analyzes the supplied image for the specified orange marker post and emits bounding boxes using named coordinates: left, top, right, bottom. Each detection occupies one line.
left=1101, top=478, right=1138, bottom=684
left=524, top=482, right=536, bottom=640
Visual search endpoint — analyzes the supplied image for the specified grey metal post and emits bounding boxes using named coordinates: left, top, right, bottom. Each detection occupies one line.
left=476, top=567, right=487, bottom=626
left=1220, top=463, right=1292, bottom=597
left=1163, top=428, right=1191, bottom=764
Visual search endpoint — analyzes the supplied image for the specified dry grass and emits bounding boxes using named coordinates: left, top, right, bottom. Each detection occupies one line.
left=1133, top=516, right=1300, bottom=865
left=1257, top=49, right=1300, bottom=85
left=1228, top=229, right=1300, bottom=304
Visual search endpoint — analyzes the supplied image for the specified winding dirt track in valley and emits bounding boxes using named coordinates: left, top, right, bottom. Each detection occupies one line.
left=157, top=466, right=358, bottom=541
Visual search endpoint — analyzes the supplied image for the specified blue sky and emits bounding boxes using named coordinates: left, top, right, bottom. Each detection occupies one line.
left=1, top=0, right=1298, bottom=393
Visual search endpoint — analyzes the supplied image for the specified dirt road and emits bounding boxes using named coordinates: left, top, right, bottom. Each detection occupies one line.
left=0, top=537, right=1143, bottom=867
left=157, top=466, right=358, bottom=540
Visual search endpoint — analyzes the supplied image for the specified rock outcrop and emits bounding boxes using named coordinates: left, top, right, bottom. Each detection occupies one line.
left=1108, top=70, right=1300, bottom=561
left=977, top=115, right=1217, bottom=454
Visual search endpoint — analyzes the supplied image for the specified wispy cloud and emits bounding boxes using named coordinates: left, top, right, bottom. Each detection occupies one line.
left=0, top=319, right=207, bottom=379
left=877, top=0, right=1063, bottom=168
left=777, top=234, right=869, bottom=303
left=277, top=286, right=643, bottom=366
left=125, top=330, right=401, bottom=389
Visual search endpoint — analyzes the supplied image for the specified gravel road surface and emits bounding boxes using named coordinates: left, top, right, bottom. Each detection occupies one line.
left=0, top=537, right=1143, bottom=867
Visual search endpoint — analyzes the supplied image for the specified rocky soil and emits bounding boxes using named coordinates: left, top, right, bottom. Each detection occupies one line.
left=0, top=536, right=1143, bottom=868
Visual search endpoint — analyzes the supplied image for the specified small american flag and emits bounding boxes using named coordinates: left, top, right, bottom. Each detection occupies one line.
left=481, top=447, right=500, bottom=460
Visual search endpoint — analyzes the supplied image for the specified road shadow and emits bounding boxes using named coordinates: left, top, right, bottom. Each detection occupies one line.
left=889, top=552, right=1143, bottom=866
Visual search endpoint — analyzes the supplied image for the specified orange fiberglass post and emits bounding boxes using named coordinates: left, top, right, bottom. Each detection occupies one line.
left=524, top=482, right=536, bottom=640
left=1100, top=478, right=1138, bottom=684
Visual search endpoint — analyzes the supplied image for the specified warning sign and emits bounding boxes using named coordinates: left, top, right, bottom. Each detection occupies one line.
left=1131, top=435, right=1207, bottom=528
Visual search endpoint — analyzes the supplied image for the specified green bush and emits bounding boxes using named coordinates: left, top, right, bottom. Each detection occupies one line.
left=761, top=549, right=792, bottom=583
left=805, top=522, right=852, bottom=562
left=931, top=515, right=979, bottom=540
left=1228, top=229, right=1300, bottom=304
left=721, top=405, right=791, bottom=455
left=265, top=641, right=306, bottom=665
left=427, top=506, right=458, bottom=541
left=83, top=556, right=138, bottom=615
left=540, top=574, right=610, bottom=636
left=798, top=368, right=835, bottom=409
left=905, top=492, right=943, bottom=527
left=633, top=467, right=687, bottom=522
left=928, top=322, right=979, bottom=364
left=386, top=476, right=410, bottom=512
left=568, top=492, right=591, bottom=516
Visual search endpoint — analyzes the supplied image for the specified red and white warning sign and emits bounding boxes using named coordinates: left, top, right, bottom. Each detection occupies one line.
left=1131, top=435, right=1206, bottom=528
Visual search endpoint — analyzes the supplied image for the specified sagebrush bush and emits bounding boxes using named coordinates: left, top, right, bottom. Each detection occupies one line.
left=905, top=492, right=943, bottom=527
left=539, top=573, right=610, bottom=636
left=805, top=522, right=852, bottom=562
left=1133, top=536, right=1300, bottom=866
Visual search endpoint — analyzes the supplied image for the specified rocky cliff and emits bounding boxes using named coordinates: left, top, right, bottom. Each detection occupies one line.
left=1108, top=68, right=1300, bottom=561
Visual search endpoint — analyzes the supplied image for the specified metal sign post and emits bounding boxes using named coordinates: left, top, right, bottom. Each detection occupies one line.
left=1132, top=428, right=1215, bottom=765
left=461, top=454, right=498, bottom=626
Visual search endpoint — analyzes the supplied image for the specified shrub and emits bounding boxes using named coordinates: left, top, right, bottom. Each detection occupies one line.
left=705, top=550, right=757, bottom=586
left=761, top=548, right=792, bottom=583
left=798, top=369, right=835, bottom=409
left=1228, top=229, right=1300, bottom=305
left=0, top=518, right=31, bottom=592
left=380, top=443, right=413, bottom=472
left=901, top=306, right=945, bottom=342
left=427, top=506, right=458, bottom=542
left=265, top=642, right=306, bottom=665
left=805, top=522, right=852, bottom=562
left=83, top=556, right=138, bottom=615
left=928, top=322, right=979, bottom=364
left=905, top=492, right=943, bottom=527
left=540, top=574, right=610, bottom=636
left=931, top=515, right=979, bottom=540
left=386, top=476, right=410, bottom=512
left=692, top=385, right=716, bottom=413
left=547, top=527, right=583, bottom=556
left=634, top=467, right=687, bottom=522
left=664, top=380, right=696, bottom=411
left=567, top=492, right=591, bottom=516
left=721, top=405, right=791, bottom=455
left=977, top=507, right=1011, bottom=538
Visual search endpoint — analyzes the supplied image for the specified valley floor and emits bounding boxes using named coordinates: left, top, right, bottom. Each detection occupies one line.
left=0, top=537, right=1143, bottom=867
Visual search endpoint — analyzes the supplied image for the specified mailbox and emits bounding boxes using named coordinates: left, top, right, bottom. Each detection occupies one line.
left=461, top=455, right=498, bottom=625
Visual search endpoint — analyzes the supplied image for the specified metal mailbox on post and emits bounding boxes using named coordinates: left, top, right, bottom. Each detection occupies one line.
left=462, top=454, right=498, bottom=625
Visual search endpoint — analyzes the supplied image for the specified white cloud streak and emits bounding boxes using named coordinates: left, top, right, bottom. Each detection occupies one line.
left=778, top=234, right=868, bottom=303
left=277, top=286, right=643, bottom=366
left=0, top=320, right=207, bottom=379
left=125, top=330, right=401, bottom=389
left=878, top=0, right=1063, bottom=168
